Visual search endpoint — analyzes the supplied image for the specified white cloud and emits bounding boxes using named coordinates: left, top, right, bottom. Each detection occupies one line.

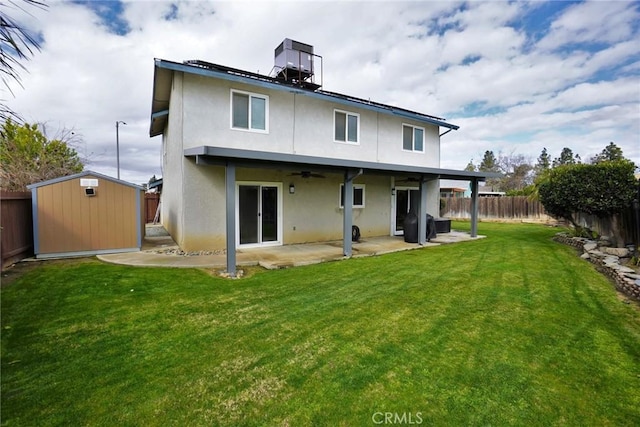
left=4, top=0, right=639, bottom=186
left=537, top=0, right=639, bottom=50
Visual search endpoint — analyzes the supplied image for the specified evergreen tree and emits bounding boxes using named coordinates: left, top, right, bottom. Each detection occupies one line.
left=0, top=119, right=84, bottom=190
left=553, top=147, right=580, bottom=167
left=537, top=147, right=551, bottom=170
left=590, top=142, right=626, bottom=163
left=479, top=150, right=499, bottom=172
left=534, top=147, right=551, bottom=180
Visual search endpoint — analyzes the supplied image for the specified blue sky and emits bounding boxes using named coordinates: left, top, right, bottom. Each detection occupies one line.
left=5, top=0, right=639, bottom=184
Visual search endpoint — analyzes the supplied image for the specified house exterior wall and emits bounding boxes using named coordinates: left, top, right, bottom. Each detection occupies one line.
left=34, top=175, right=141, bottom=255
left=180, top=73, right=441, bottom=167
left=181, top=159, right=227, bottom=250
left=174, top=162, right=441, bottom=251
left=161, top=71, right=186, bottom=248
left=279, top=173, right=391, bottom=244
left=161, top=70, right=444, bottom=251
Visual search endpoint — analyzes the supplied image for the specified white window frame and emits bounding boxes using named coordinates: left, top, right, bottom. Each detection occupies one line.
left=402, top=124, right=425, bottom=153
left=235, top=181, right=283, bottom=249
left=334, top=109, right=360, bottom=144
left=339, top=184, right=365, bottom=208
left=230, top=89, right=269, bottom=133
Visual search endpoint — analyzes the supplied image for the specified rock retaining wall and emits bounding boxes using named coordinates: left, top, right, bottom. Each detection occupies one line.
left=554, top=233, right=640, bottom=301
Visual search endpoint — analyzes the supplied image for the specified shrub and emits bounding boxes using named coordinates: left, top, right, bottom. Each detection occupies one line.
left=538, top=160, right=637, bottom=231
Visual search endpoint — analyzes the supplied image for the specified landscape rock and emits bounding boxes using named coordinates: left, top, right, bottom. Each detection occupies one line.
left=554, top=232, right=640, bottom=302
left=598, top=237, right=612, bottom=247
left=602, top=247, right=629, bottom=257
left=583, top=242, right=598, bottom=252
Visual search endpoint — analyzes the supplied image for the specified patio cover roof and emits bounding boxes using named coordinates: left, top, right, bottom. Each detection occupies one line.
left=185, top=146, right=499, bottom=277
left=184, top=146, right=501, bottom=181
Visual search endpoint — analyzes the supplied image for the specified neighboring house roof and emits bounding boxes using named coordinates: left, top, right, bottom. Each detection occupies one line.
left=150, top=58, right=460, bottom=138
left=479, top=191, right=506, bottom=196
left=185, top=146, right=502, bottom=182
left=27, top=170, right=144, bottom=190
left=148, top=178, right=163, bottom=190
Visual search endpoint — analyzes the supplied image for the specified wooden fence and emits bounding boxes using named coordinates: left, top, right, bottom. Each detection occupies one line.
left=441, top=196, right=639, bottom=247
left=1, top=191, right=33, bottom=269
left=575, top=208, right=639, bottom=248
left=441, top=196, right=552, bottom=221
left=145, top=193, right=160, bottom=224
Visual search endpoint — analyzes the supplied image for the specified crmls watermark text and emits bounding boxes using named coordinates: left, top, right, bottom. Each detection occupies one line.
left=371, top=412, right=423, bottom=425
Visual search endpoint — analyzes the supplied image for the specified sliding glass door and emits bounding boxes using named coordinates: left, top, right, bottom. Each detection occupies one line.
left=238, top=183, right=281, bottom=246
left=394, top=188, right=419, bottom=235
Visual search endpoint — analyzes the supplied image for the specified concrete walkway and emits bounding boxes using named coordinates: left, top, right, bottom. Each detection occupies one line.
left=98, top=231, right=484, bottom=270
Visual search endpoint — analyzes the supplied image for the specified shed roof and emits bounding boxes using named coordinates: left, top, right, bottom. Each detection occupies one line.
left=27, top=170, right=145, bottom=190
left=150, top=58, right=460, bottom=137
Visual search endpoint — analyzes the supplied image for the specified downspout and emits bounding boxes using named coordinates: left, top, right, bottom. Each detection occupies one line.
left=438, top=126, right=456, bottom=216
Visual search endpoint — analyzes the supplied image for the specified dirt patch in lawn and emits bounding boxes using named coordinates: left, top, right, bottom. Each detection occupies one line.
left=1, top=258, right=99, bottom=288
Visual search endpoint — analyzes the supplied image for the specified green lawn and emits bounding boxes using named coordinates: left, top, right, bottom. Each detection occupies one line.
left=2, top=222, right=640, bottom=426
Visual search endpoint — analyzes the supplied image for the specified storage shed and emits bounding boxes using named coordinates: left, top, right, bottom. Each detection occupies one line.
left=27, top=171, right=145, bottom=258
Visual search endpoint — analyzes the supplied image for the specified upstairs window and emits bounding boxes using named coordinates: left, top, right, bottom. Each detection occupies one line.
left=334, top=110, right=359, bottom=144
left=402, top=124, right=424, bottom=152
left=339, top=184, right=365, bottom=208
left=231, top=90, right=268, bottom=132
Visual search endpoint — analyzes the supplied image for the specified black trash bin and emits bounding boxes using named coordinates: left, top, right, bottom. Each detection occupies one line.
left=426, top=214, right=437, bottom=241
left=403, top=211, right=418, bottom=243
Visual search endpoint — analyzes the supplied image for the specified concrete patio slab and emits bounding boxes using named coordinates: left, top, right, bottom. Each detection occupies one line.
left=98, top=231, right=483, bottom=270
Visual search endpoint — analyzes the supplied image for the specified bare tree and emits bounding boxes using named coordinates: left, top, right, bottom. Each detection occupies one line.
left=497, top=151, right=533, bottom=192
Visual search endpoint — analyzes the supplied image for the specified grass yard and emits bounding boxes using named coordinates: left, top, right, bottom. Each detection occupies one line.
left=2, top=222, right=640, bottom=426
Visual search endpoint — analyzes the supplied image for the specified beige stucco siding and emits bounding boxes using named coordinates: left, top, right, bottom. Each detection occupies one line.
left=182, top=74, right=296, bottom=153
left=179, top=73, right=442, bottom=168
left=174, top=164, right=441, bottom=251
left=181, top=160, right=227, bottom=250
left=161, top=71, right=186, bottom=248
left=159, top=70, right=445, bottom=252
left=279, top=173, right=390, bottom=243
left=35, top=175, right=140, bottom=254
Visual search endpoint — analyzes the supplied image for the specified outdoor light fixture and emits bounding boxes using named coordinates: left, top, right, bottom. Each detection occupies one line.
left=115, top=120, right=127, bottom=179
left=289, top=183, right=295, bottom=194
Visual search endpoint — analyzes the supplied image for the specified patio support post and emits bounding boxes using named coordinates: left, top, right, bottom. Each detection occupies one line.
left=470, top=178, right=479, bottom=238
left=343, top=169, right=363, bottom=257
left=418, top=176, right=428, bottom=245
left=225, top=162, right=237, bottom=276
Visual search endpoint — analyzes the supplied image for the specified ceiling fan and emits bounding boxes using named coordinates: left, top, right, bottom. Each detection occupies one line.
left=395, top=176, right=421, bottom=184
left=289, top=171, right=326, bottom=179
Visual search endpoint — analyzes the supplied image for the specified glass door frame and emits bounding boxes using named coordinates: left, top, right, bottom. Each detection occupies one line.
left=393, top=186, right=419, bottom=236
left=236, top=181, right=283, bottom=248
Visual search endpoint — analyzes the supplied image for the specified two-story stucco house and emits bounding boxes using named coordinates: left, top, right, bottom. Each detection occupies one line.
left=149, top=39, right=495, bottom=275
